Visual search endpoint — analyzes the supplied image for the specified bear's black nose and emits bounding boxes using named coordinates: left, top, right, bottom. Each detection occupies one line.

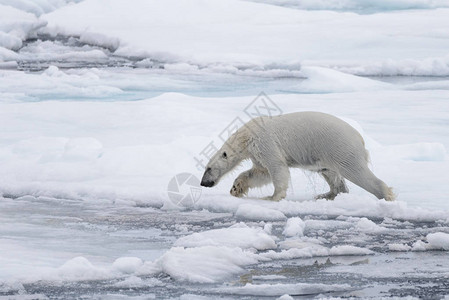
left=201, top=167, right=214, bottom=187
left=200, top=180, right=215, bottom=187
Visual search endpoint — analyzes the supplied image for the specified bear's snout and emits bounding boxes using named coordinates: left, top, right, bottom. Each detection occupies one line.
left=201, top=167, right=215, bottom=187
left=200, top=179, right=215, bottom=187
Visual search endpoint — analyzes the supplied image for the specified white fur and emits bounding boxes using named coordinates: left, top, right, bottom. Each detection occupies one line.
left=201, top=111, right=395, bottom=201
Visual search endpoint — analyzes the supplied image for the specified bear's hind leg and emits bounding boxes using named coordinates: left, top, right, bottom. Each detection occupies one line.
left=316, top=169, right=348, bottom=200
left=339, top=163, right=395, bottom=201
left=230, top=167, right=271, bottom=197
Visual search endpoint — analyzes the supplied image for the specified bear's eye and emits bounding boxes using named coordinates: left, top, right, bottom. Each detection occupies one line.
left=222, top=152, right=227, bottom=159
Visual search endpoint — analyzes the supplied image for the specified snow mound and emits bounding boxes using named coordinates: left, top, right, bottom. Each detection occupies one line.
left=410, top=233, right=449, bottom=251
left=298, top=66, right=392, bottom=93
left=355, top=217, right=385, bottom=233
left=0, top=4, right=46, bottom=59
left=412, top=240, right=430, bottom=251
left=282, top=217, right=306, bottom=237
left=426, top=232, right=449, bottom=250
left=57, top=256, right=108, bottom=281
left=0, top=0, right=83, bottom=16
left=174, top=224, right=277, bottom=250
left=277, top=295, right=294, bottom=300
left=112, top=257, right=143, bottom=274
left=156, top=246, right=260, bottom=283
left=161, top=223, right=279, bottom=282
left=235, top=203, right=287, bottom=221
left=79, top=32, right=120, bottom=51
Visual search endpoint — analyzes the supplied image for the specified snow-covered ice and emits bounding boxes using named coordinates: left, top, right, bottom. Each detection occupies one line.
left=173, top=223, right=277, bottom=250
left=39, top=0, right=449, bottom=76
left=236, top=204, right=287, bottom=221
left=1, top=0, right=449, bottom=299
left=282, top=217, right=306, bottom=237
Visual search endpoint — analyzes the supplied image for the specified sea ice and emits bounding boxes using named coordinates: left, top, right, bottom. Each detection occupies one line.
left=212, top=282, right=352, bottom=296
left=235, top=203, right=287, bottom=221
left=173, top=223, right=277, bottom=250
left=156, top=246, right=260, bottom=283
left=426, top=232, right=449, bottom=250
left=282, top=217, right=306, bottom=237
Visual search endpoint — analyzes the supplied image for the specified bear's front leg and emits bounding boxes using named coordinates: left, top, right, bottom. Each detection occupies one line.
left=263, top=164, right=289, bottom=201
left=230, top=175, right=249, bottom=197
left=230, top=167, right=271, bottom=198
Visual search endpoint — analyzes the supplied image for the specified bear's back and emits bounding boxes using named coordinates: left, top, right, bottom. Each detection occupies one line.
left=249, top=111, right=367, bottom=168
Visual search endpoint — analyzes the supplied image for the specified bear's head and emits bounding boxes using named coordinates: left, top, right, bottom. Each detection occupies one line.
left=200, top=132, right=248, bottom=188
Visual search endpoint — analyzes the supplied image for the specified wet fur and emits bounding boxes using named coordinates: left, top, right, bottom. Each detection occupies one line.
left=201, top=111, right=395, bottom=201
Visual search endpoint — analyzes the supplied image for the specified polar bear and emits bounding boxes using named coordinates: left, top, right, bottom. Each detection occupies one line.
left=200, top=111, right=394, bottom=201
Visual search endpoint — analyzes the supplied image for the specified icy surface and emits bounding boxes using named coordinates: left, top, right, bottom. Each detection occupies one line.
left=34, top=0, right=449, bottom=76
left=282, top=217, right=306, bottom=237
left=1, top=0, right=449, bottom=299
left=173, top=223, right=277, bottom=250
left=5, top=192, right=445, bottom=299
left=248, top=0, right=449, bottom=12
left=0, top=0, right=83, bottom=16
left=1, top=68, right=448, bottom=298
left=0, top=4, right=46, bottom=58
left=235, top=204, right=287, bottom=221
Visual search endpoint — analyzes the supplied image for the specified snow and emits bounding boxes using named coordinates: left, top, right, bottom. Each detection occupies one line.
left=0, top=4, right=46, bottom=60
left=355, top=217, right=385, bottom=233
left=173, top=223, right=277, bottom=250
left=156, top=223, right=278, bottom=282
left=57, top=256, right=110, bottom=281
left=40, top=0, right=449, bottom=76
left=277, top=295, right=294, bottom=300
left=329, top=245, right=374, bottom=256
left=282, top=217, right=306, bottom=237
left=426, top=232, right=449, bottom=250
left=409, top=232, right=449, bottom=252
left=0, top=84, right=448, bottom=214
left=260, top=244, right=331, bottom=260
left=112, top=257, right=144, bottom=274
left=156, top=246, right=259, bottom=283
left=235, top=203, right=287, bottom=221
left=411, top=240, right=430, bottom=251
left=380, top=143, right=447, bottom=162
left=297, top=66, right=392, bottom=93
left=249, top=0, right=449, bottom=12
left=79, top=32, right=120, bottom=52
left=0, top=0, right=83, bottom=16
left=1, top=0, right=449, bottom=298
